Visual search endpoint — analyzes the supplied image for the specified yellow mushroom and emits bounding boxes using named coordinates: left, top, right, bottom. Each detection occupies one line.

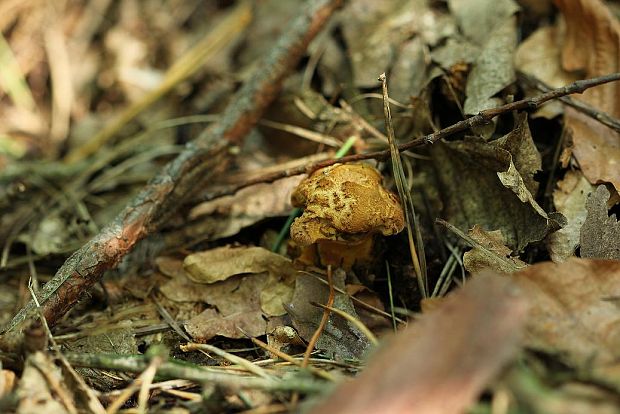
left=290, top=163, right=405, bottom=270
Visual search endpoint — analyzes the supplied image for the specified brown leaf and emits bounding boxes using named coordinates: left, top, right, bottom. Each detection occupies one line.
left=17, top=352, right=73, bottom=414
left=390, top=37, right=442, bottom=102
left=341, top=0, right=442, bottom=88
left=547, top=171, right=595, bottom=262
left=184, top=308, right=266, bottom=343
left=463, top=16, right=518, bottom=114
left=463, top=225, right=527, bottom=274
left=554, top=0, right=620, bottom=190
left=285, top=271, right=372, bottom=360
left=431, top=37, right=479, bottom=69
left=160, top=268, right=273, bottom=341
left=448, top=0, right=519, bottom=46
left=308, top=273, right=528, bottom=414
left=580, top=185, right=620, bottom=260
left=160, top=269, right=242, bottom=307
left=515, top=259, right=620, bottom=388
left=186, top=176, right=303, bottom=242
left=161, top=272, right=269, bottom=317
left=450, top=0, right=519, bottom=115
left=427, top=114, right=561, bottom=251
left=514, top=24, right=579, bottom=120
left=515, top=25, right=577, bottom=89
left=183, top=245, right=294, bottom=284
left=179, top=246, right=296, bottom=316
left=495, top=113, right=543, bottom=195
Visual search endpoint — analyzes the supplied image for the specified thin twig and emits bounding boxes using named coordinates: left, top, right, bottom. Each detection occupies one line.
left=518, top=71, right=620, bottom=133
left=302, top=265, right=335, bottom=368
left=247, top=335, right=336, bottom=381
left=311, top=302, right=378, bottom=346
left=201, top=72, right=620, bottom=202
left=107, top=355, right=164, bottom=414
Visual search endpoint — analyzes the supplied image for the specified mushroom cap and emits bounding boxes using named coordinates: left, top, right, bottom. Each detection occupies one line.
left=290, top=163, right=405, bottom=247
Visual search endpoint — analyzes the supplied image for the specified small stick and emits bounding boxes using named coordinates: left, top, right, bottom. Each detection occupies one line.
left=106, top=355, right=163, bottom=414
left=518, top=71, right=620, bottom=133
left=201, top=72, right=620, bottom=201
left=311, top=302, right=378, bottom=346
left=246, top=335, right=336, bottom=382
left=302, top=265, right=335, bottom=368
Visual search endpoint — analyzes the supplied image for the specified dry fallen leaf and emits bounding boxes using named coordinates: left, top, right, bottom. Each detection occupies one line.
left=449, top=0, right=519, bottom=116
left=160, top=268, right=270, bottom=342
left=514, top=259, right=620, bottom=389
left=554, top=0, right=620, bottom=191
left=341, top=0, right=445, bottom=89
left=184, top=308, right=267, bottom=343
left=183, top=245, right=294, bottom=284
left=495, top=113, right=542, bottom=195
left=514, top=25, right=579, bottom=120
left=307, top=273, right=528, bottom=414
left=448, top=0, right=519, bottom=45
left=515, top=25, right=576, bottom=89
left=463, top=16, right=517, bottom=115
left=428, top=114, right=561, bottom=251
left=160, top=263, right=248, bottom=310
left=547, top=170, right=595, bottom=262
left=579, top=185, right=620, bottom=260
left=463, top=225, right=527, bottom=274
left=158, top=247, right=297, bottom=342
left=285, top=270, right=372, bottom=360
left=181, top=245, right=296, bottom=316
left=161, top=272, right=271, bottom=342
left=187, top=176, right=303, bottom=241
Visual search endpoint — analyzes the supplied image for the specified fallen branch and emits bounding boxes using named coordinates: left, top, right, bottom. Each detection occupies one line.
left=0, top=0, right=344, bottom=351
left=518, top=71, right=620, bottom=134
left=202, top=72, right=620, bottom=202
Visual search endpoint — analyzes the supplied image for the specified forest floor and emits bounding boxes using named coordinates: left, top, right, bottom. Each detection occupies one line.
left=1, top=0, right=620, bottom=413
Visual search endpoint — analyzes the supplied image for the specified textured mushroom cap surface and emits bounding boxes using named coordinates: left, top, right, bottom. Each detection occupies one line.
left=290, top=163, right=405, bottom=247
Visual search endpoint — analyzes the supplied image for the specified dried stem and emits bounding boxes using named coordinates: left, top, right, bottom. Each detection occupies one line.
left=202, top=72, right=620, bottom=202
left=379, top=72, right=427, bottom=297
left=302, top=265, right=335, bottom=368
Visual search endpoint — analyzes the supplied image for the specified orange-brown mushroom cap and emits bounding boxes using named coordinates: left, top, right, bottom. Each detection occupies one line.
left=290, top=163, right=405, bottom=247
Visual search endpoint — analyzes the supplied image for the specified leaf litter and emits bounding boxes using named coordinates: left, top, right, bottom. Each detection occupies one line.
left=0, top=0, right=620, bottom=412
